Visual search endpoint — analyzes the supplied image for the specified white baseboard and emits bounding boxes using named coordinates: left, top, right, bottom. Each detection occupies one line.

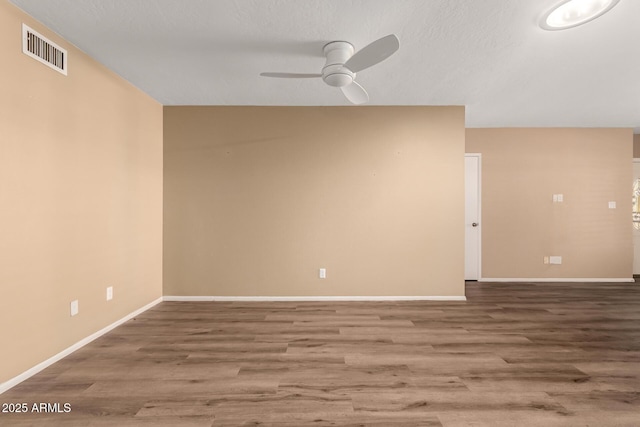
left=0, top=297, right=163, bottom=395
left=479, top=278, right=635, bottom=283
left=163, top=295, right=467, bottom=302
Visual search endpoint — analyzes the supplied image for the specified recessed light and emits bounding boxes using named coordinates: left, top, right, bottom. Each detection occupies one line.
left=540, top=0, right=621, bottom=31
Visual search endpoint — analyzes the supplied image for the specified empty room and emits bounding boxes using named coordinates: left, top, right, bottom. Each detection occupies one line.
left=1, top=0, right=639, bottom=425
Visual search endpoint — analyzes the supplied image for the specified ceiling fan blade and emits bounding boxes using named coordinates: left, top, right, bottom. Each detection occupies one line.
left=260, top=72, right=322, bottom=78
left=344, top=34, right=399, bottom=73
left=341, top=81, right=369, bottom=105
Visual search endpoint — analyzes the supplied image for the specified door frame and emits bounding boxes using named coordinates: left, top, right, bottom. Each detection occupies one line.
left=465, top=153, right=482, bottom=281
left=632, top=159, right=640, bottom=275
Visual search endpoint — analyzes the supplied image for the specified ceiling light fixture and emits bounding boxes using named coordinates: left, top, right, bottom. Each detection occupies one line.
left=540, top=0, right=621, bottom=30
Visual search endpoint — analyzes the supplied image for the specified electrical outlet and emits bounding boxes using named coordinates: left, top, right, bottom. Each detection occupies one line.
left=106, top=286, right=113, bottom=301
left=70, top=300, right=79, bottom=316
left=549, top=256, right=562, bottom=265
left=319, top=268, right=326, bottom=279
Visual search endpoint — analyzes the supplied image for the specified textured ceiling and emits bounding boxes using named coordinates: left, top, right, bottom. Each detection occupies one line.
left=8, top=0, right=640, bottom=131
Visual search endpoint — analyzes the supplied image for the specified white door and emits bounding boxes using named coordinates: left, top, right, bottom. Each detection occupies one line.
left=465, top=154, right=481, bottom=280
left=633, top=161, right=640, bottom=274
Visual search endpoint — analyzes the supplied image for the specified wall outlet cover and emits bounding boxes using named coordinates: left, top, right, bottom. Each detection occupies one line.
left=549, top=256, right=562, bottom=265
left=106, top=286, right=113, bottom=301
left=319, top=268, right=326, bottom=279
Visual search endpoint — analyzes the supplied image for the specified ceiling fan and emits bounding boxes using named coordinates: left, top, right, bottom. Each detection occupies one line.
left=260, top=34, right=400, bottom=105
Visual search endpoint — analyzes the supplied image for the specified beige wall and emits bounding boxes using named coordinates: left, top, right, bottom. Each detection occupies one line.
left=0, top=1, right=163, bottom=385
left=634, top=134, right=640, bottom=158
left=164, top=106, right=465, bottom=297
left=466, top=128, right=633, bottom=279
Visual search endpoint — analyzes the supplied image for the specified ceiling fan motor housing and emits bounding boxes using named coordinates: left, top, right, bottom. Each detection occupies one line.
left=322, top=41, right=355, bottom=87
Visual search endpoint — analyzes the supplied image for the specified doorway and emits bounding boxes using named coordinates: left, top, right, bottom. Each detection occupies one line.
left=465, top=154, right=481, bottom=280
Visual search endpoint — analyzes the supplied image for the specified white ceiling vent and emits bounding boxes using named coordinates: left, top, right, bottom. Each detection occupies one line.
left=22, top=24, right=67, bottom=75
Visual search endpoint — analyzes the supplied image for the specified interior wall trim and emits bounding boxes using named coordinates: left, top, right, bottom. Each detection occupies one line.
left=163, top=296, right=467, bottom=302
left=0, top=297, right=163, bottom=395
left=479, top=278, right=635, bottom=283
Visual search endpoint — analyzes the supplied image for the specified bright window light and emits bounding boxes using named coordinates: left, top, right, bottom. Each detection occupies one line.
left=540, top=0, right=621, bottom=30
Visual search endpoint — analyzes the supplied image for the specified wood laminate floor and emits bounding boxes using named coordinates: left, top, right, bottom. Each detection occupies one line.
left=1, top=282, right=640, bottom=426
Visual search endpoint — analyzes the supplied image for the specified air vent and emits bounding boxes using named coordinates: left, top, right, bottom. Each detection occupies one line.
left=22, top=24, right=67, bottom=75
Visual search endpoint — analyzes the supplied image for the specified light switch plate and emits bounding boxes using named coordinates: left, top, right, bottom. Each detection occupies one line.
left=106, top=286, right=113, bottom=301
left=70, top=300, right=79, bottom=316
left=608, top=201, right=616, bottom=209
left=319, top=268, right=326, bottom=279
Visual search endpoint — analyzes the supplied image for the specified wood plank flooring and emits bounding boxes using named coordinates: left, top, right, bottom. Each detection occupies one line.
left=1, top=281, right=640, bottom=426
